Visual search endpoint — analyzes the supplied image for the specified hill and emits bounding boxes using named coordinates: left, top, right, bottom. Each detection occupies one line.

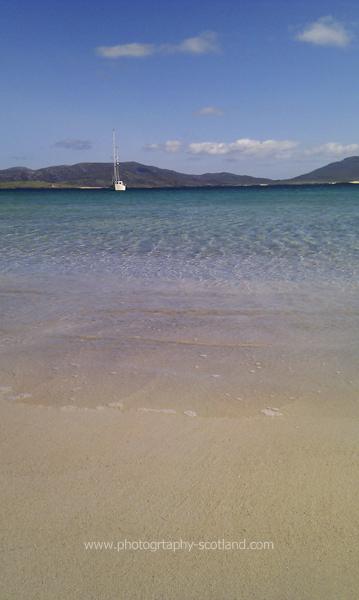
left=0, top=162, right=272, bottom=189
left=289, top=156, right=359, bottom=183
left=2, top=156, right=359, bottom=188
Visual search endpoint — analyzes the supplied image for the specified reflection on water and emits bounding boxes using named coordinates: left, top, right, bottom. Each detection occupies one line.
left=0, top=186, right=358, bottom=282
left=0, top=187, right=358, bottom=417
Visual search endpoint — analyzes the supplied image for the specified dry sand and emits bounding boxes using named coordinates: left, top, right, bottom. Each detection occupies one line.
left=1, top=391, right=358, bottom=599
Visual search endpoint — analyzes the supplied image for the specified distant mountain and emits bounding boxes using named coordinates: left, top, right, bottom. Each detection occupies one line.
left=289, top=156, right=359, bottom=183
left=0, top=162, right=272, bottom=189
left=2, top=156, right=359, bottom=188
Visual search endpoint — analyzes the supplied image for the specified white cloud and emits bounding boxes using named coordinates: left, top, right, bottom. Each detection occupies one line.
left=164, top=140, right=182, bottom=153
left=144, top=140, right=182, bottom=153
left=96, top=31, right=219, bottom=59
left=296, top=16, right=351, bottom=47
left=96, top=43, right=155, bottom=58
left=304, top=142, right=359, bottom=157
left=171, top=31, right=219, bottom=55
left=188, top=138, right=298, bottom=158
left=144, top=138, right=359, bottom=161
left=195, top=106, right=224, bottom=116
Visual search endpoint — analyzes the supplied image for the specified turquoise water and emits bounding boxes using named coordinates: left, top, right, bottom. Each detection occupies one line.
left=1, top=186, right=358, bottom=283
left=0, top=186, right=358, bottom=415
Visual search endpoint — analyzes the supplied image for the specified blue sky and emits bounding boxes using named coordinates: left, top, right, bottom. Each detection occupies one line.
left=1, top=0, right=359, bottom=177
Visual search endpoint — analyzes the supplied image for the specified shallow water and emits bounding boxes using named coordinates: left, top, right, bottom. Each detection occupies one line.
left=1, top=185, right=359, bottom=281
left=0, top=186, right=358, bottom=416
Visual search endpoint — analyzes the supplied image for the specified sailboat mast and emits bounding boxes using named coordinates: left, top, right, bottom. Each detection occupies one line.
left=112, top=129, right=117, bottom=182
left=112, top=129, right=126, bottom=191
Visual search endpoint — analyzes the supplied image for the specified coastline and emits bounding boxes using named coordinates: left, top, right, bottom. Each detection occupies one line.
left=2, top=155, right=359, bottom=189
left=0, top=181, right=357, bottom=190
left=1, top=188, right=359, bottom=598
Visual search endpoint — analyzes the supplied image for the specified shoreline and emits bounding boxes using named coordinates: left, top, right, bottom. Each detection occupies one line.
left=0, top=181, right=357, bottom=191
left=1, top=188, right=358, bottom=598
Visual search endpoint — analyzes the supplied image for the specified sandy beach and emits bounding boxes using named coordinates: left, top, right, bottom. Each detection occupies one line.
left=1, top=272, right=359, bottom=599
left=1, top=387, right=358, bottom=599
left=1, top=187, right=359, bottom=598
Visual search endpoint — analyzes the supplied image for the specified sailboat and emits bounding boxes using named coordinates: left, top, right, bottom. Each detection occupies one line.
left=112, top=129, right=126, bottom=191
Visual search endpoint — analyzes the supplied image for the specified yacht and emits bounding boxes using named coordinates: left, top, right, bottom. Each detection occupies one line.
left=112, top=129, right=126, bottom=191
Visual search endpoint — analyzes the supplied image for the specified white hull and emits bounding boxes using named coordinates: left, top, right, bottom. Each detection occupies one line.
left=114, top=181, right=126, bottom=191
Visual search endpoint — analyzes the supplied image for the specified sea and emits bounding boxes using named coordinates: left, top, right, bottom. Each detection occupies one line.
left=0, top=185, right=358, bottom=416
